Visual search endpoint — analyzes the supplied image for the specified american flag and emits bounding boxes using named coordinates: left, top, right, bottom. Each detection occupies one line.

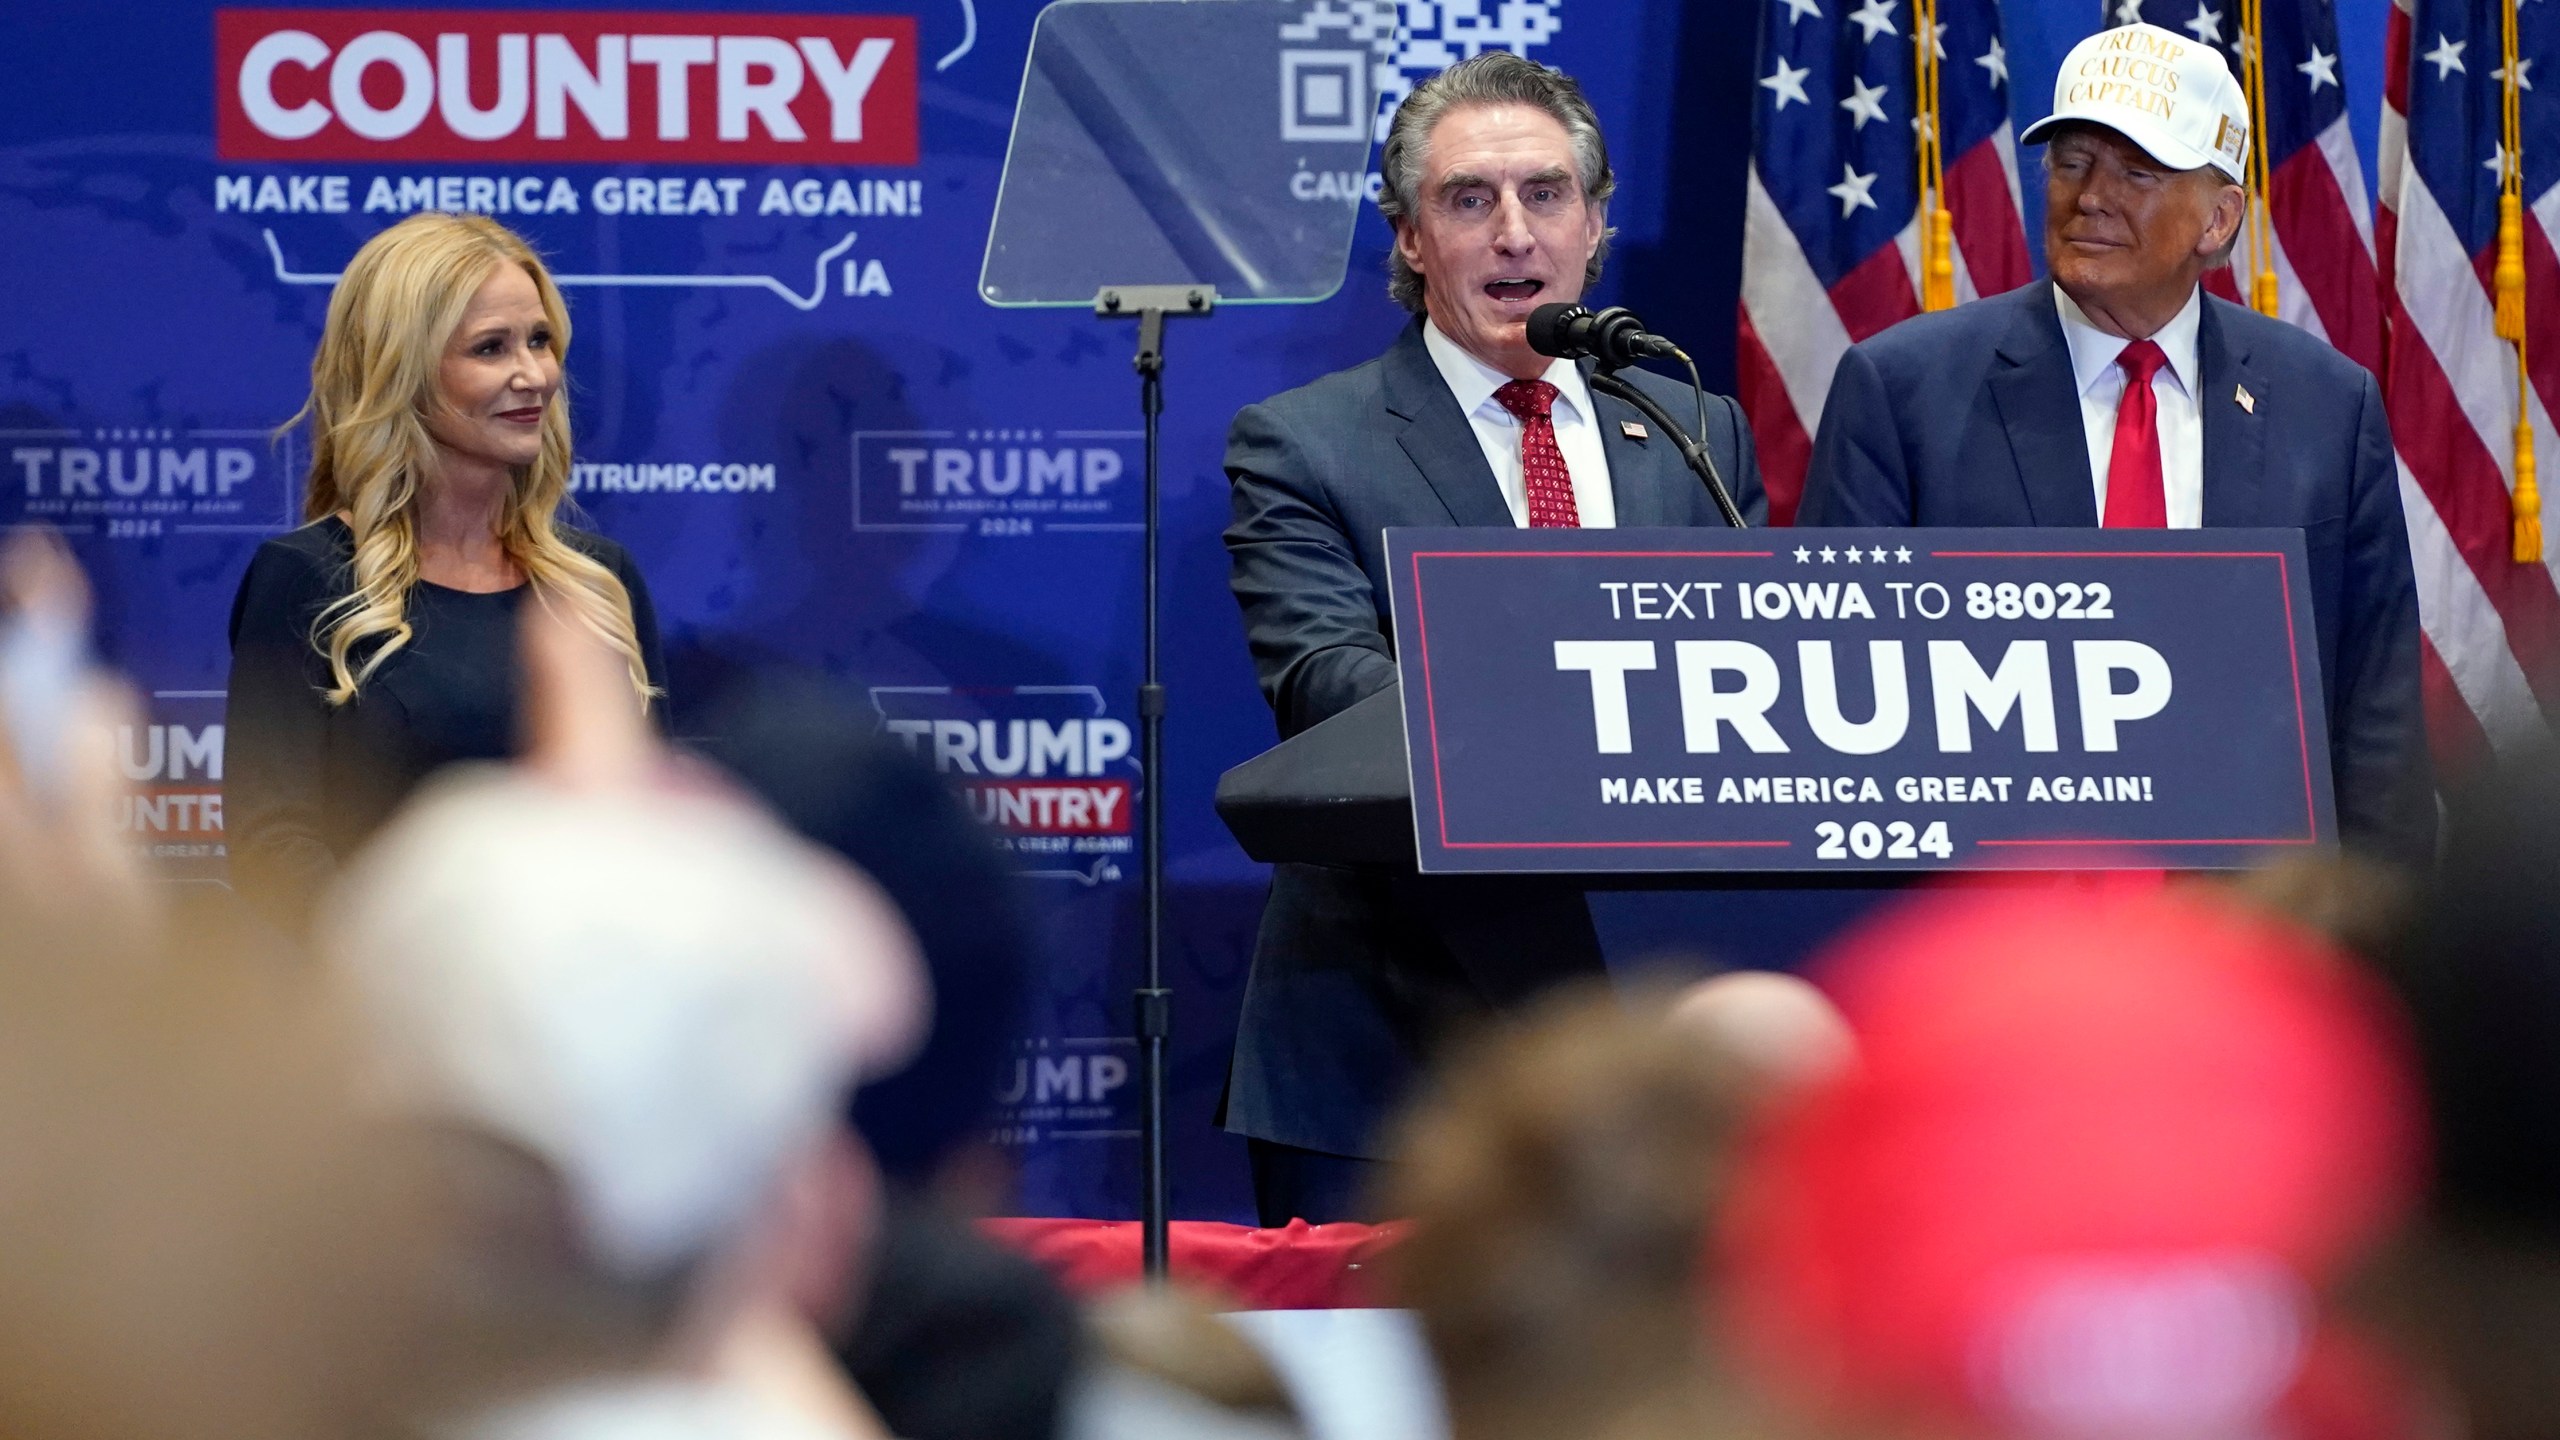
left=2106, top=0, right=2385, bottom=372
left=2381, top=0, right=2560, bottom=759
left=1740, top=0, right=2033, bottom=523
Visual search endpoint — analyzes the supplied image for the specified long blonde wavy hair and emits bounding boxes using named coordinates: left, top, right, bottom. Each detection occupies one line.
left=291, top=212, right=654, bottom=708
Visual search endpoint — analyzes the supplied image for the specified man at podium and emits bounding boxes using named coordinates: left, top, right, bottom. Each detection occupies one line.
left=1219, top=52, right=1765, bottom=1224
left=1797, top=25, right=2432, bottom=863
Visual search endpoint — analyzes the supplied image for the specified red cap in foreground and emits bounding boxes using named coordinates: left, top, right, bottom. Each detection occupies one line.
left=1720, top=886, right=2423, bottom=1440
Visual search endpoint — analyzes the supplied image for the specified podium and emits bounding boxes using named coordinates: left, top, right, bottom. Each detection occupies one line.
left=1209, top=680, right=1928, bottom=977
left=1220, top=526, right=2337, bottom=885
left=1214, top=686, right=1413, bottom=868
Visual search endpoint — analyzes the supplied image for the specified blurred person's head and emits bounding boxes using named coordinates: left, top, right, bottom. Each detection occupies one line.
left=1381, top=984, right=1769, bottom=1440
left=1066, top=1284, right=1303, bottom=1440
left=1721, top=885, right=2425, bottom=1440
left=828, top=1194, right=1084, bottom=1440
left=700, top=670, right=1033, bottom=1198
left=318, top=765, right=926, bottom=1404
left=2215, top=851, right=2419, bottom=970
left=1666, top=970, right=1855, bottom=1097
left=2369, top=748, right=2560, bottom=1440
left=0, top=535, right=456, bottom=1440
left=293, top=212, right=650, bottom=707
left=0, top=891, right=453, bottom=1440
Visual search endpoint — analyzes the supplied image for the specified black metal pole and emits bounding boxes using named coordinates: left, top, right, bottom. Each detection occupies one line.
left=1134, top=308, right=1172, bottom=1281
left=1094, top=285, right=1211, bottom=1284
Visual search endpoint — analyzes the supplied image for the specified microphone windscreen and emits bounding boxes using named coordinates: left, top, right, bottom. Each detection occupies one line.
left=1525, top=303, right=1583, bottom=358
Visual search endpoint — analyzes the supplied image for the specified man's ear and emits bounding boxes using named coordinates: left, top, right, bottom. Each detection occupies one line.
left=1393, top=218, right=1423, bottom=276
left=2199, top=180, right=2249, bottom=260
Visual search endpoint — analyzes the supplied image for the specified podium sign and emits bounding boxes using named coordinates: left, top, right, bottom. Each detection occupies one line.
left=1385, top=527, right=2335, bottom=873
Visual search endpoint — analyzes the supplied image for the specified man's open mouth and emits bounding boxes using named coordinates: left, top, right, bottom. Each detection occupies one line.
left=1484, top=278, right=1544, bottom=301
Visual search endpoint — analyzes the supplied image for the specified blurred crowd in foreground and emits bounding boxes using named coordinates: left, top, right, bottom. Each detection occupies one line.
left=8, top=521, right=2560, bottom=1440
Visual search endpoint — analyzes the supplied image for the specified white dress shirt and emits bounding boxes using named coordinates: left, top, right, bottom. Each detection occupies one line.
left=2054, top=284, right=2205, bottom=529
left=1422, top=319, right=1618, bottom=528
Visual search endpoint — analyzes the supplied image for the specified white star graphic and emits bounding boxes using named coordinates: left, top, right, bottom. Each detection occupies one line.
left=1912, top=110, right=1937, bottom=144
left=2488, top=141, right=2517, bottom=181
left=1819, top=546, right=1839, bottom=562
left=2184, top=2, right=2224, bottom=44
left=2236, top=29, right=2259, bottom=65
left=1840, top=75, right=1890, bottom=129
left=2425, top=34, right=2467, bottom=79
left=1761, top=57, right=1813, bottom=109
left=1794, top=546, right=1813, bottom=563
left=1847, top=0, right=1899, bottom=41
left=1845, top=546, right=1864, bottom=563
left=1922, top=19, right=1948, bottom=59
left=1872, top=546, right=1889, bottom=562
left=2114, top=0, right=2144, bottom=19
left=1977, top=36, right=2009, bottom=86
left=1778, top=0, right=1822, bottom=22
left=1826, top=163, right=1881, bottom=216
left=2501, top=55, right=2535, bottom=90
left=2296, top=44, right=2338, bottom=90
left=1894, top=546, right=1912, bottom=562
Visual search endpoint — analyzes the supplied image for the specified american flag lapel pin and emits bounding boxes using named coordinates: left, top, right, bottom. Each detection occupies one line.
left=2235, top=384, right=2256, bottom=414
left=1620, top=420, right=1648, bottom=439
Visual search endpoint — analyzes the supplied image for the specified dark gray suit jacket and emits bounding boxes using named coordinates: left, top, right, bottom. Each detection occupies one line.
left=1219, top=318, right=1764, bottom=1159
left=1799, top=281, right=2432, bottom=863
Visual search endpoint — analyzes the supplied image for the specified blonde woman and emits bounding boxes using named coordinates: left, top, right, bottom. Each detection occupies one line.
left=224, top=212, right=662, bottom=930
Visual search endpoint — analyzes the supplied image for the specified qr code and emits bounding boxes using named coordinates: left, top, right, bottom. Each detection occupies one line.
left=1282, top=0, right=1566, bottom=141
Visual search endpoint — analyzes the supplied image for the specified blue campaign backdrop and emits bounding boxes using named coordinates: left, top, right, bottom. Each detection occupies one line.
left=0, top=0, right=2395, bottom=1221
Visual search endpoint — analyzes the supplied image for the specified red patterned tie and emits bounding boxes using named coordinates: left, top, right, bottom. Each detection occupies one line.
left=2103, top=339, right=2169, bottom=529
left=1495, top=378, right=1581, bottom=529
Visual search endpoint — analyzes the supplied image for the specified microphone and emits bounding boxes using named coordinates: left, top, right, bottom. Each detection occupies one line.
left=1526, top=303, right=1684, bottom=369
left=1527, top=302, right=1747, bottom=529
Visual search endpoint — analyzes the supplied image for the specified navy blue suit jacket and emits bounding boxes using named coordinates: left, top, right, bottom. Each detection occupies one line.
left=1219, top=319, right=1764, bottom=1159
left=1800, top=280, right=2433, bottom=861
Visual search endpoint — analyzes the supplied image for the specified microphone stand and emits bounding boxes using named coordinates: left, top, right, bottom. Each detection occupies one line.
left=1587, top=367, right=1747, bottom=528
left=1094, top=282, right=1214, bottom=1283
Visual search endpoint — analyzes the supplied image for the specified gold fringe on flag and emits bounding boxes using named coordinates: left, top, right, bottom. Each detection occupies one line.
left=2499, top=0, right=2540, bottom=560
left=1915, top=0, right=1954, bottom=310
left=2240, top=0, right=2281, bottom=316
left=2517, top=410, right=2543, bottom=564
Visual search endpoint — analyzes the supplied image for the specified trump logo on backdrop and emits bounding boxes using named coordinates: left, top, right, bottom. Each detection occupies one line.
left=870, top=684, right=1139, bottom=887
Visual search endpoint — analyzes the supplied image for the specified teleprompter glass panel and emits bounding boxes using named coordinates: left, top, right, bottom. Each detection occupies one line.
left=980, top=0, right=1392, bottom=307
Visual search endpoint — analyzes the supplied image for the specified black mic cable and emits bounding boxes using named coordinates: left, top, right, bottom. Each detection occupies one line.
left=1532, top=304, right=1746, bottom=529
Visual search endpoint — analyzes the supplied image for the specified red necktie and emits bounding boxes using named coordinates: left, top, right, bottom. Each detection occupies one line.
left=1495, top=378, right=1581, bottom=529
left=2103, top=339, right=2169, bottom=529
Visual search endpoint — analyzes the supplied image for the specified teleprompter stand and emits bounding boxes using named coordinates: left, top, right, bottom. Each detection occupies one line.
left=979, top=0, right=1387, bottom=1281
left=1096, top=283, right=1215, bottom=1280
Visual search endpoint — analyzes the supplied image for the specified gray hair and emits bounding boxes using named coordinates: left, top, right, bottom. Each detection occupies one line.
left=1375, top=52, right=1617, bottom=316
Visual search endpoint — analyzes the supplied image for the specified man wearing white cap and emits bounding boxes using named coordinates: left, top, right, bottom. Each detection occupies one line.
left=1799, top=22, right=2432, bottom=863
left=317, top=608, right=930, bottom=1440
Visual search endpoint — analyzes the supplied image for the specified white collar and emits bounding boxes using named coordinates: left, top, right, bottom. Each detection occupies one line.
left=2053, top=283, right=2203, bottom=399
left=1421, top=318, right=1595, bottom=425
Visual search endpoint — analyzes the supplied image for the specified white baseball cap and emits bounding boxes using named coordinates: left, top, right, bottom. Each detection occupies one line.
left=318, top=767, right=928, bottom=1282
left=2022, top=23, right=2250, bottom=182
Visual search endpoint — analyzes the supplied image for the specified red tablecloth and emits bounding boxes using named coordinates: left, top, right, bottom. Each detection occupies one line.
left=981, top=1218, right=1404, bottom=1310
